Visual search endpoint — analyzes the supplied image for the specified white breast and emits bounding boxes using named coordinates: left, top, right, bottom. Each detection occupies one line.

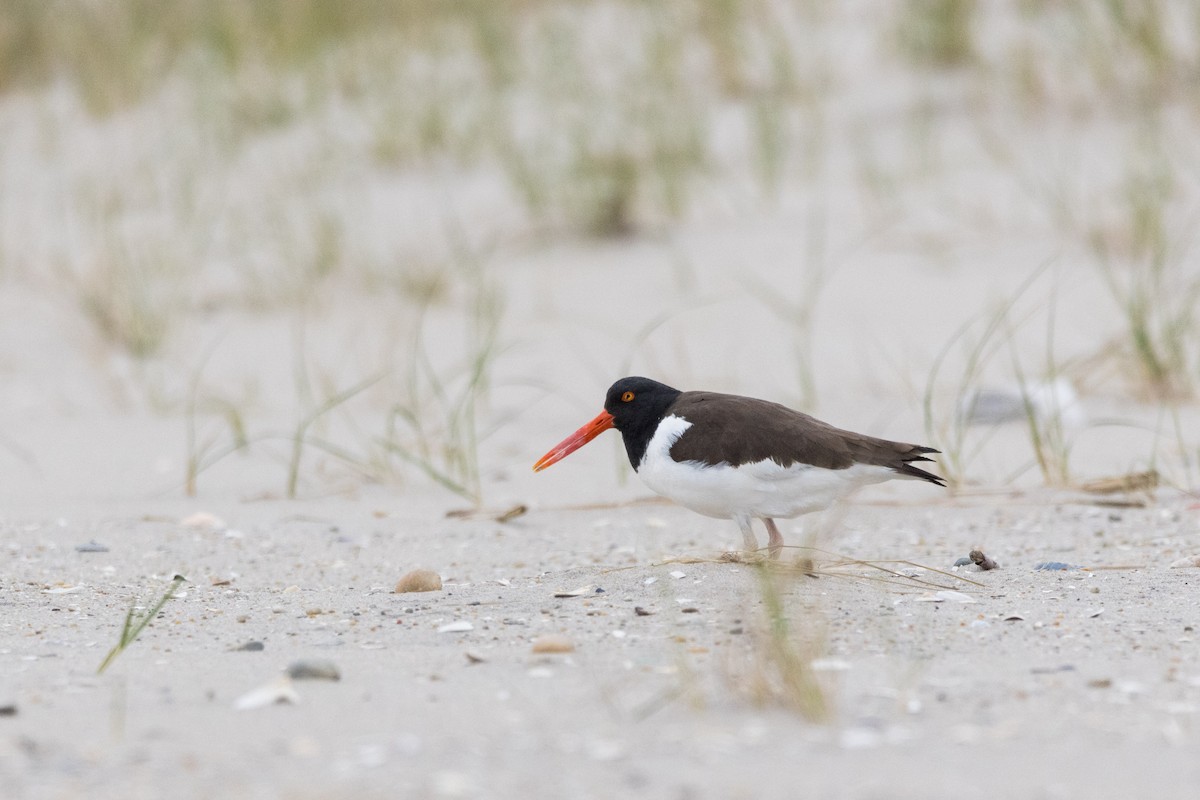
left=636, top=415, right=898, bottom=520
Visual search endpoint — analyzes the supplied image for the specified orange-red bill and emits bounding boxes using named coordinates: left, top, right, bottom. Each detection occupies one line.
left=532, top=410, right=614, bottom=472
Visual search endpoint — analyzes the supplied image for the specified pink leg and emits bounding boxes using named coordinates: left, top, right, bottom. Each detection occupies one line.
left=763, top=518, right=784, bottom=560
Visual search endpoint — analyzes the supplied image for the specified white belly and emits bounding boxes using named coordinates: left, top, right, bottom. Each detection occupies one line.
left=636, top=415, right=898, bottom=520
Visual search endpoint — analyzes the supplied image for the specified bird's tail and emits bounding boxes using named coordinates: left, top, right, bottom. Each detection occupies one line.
left=894, top=445, right=946, bottom=486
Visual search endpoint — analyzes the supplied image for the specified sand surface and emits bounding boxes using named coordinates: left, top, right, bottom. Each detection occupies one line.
left=4, top=2, right=1200, bottom=798
left=6, top=491, right=1200, bottom=799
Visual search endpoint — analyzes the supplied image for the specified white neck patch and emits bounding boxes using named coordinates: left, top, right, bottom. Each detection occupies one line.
left=638, top=414, right=693, bottom=469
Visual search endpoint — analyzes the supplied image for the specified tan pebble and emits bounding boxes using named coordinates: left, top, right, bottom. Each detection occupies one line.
left=180, top=512, right=225, bottom=530
left=531, top=634, right=575, bottom=654
left=395, top=569, right=443, bottom=593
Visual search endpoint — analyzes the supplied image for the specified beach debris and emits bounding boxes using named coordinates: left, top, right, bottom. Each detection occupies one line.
left=634, top=606, right=654, bottom=616
left=180, top=512, right=225, bottom=530
left=446, top=504, right=527, bottom=522
left=465, top=652, right=486, bottom=665
left=1003, top=614, right=1025, bottom=622
left=1035, top=561, right=1080, bottom=571
left=395, top=569, right=443, bottom=594
left=210, top=576, right=232, bottom=586
left=669, top=570, right=686, bottom=579
left=43, top=585, right=82, bottom=594
left=232, top=640, right=265, bottom=652
left=680, top=607, right=700, bottom=614
left=0, top=704, right=16, bottom=717
left=438, top=620, right=474, bottom=633
left=75, top=541, right=109, bottom=553
left=286, top=659, right=341, bottom=681
left=554, top=585, right=602, bottom=598
left=234, top=677, right=299, bottom=710
left=969, top=550, right=999, bottom=570
left=1169, top=555, right=1200, bottom=569
left=531, top=634, right=575, bottom=654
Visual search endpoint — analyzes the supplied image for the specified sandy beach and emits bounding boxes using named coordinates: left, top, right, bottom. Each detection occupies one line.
left=3, top=2, right=1200, bottom=797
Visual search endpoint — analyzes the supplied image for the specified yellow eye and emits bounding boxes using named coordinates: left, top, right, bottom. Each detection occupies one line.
left=621, top=391, right=635, bottom=402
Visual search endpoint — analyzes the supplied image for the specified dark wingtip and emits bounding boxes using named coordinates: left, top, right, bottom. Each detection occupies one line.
left=897, top=462, right=946, bottom=486
left=899, top=446, right=947, bottom=486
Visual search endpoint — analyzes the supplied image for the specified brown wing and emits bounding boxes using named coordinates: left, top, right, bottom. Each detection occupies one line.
left=667, top=392, right=944, bottom=485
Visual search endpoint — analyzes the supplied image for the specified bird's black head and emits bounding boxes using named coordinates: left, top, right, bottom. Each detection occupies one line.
left=532, top=376, right=683, bottom=474
left=603, top=377, right=682, bottom=467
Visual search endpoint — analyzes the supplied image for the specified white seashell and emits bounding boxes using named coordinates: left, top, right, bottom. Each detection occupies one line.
left=437, top=621, right=474, bottom=633
left=553, top=585, right=595, bottom=598
left=233, top=677, right=299, bottom=710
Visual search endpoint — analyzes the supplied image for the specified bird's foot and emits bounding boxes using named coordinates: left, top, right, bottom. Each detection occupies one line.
left=719, top=550, right=769, bottom=564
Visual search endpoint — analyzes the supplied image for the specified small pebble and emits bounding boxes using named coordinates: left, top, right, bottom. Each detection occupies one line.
left=438, top=621, right=474, bottom=633
left=395, top=569, right=443, bottom=594
left=233, top=641, right=265, bottom=652
left=0, top=704, right=16, bottom=717
left=180, top=512, right=225, bottom=530
left=286, top=659, right=341, bottom=681
left=75, top=541, right=109, bottom=553
left=1035, top=561, right=1079, bottom=571
left=530, top=634, right=575, bottom=654
left=969, top=549, right=999, bottom=570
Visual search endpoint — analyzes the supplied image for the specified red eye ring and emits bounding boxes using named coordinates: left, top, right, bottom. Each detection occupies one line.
left=621, top=391, right=635, bottom=402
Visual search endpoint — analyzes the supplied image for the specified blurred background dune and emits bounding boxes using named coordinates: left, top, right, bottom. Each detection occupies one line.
left=0, top=0, right=1197, bottom=505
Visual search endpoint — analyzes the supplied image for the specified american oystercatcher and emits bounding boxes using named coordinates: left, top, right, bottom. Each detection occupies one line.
left=533, top=377, right=945, bottom=557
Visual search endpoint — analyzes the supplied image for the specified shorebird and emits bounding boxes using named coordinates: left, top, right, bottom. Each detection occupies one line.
left=533, top=377, right=945, bottom=558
